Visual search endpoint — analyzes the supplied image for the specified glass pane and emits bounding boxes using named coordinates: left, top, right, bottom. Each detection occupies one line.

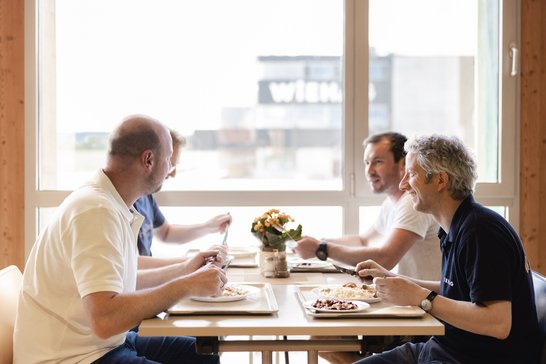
left=369, top=0, right=499, bottom=182
left=38, top=0, right=343, bottom=191
left=129, top=206, right=341, bottom=258
left=38, top=206, right=342, bottom=258
left=359, top=206, right=381, bottom=234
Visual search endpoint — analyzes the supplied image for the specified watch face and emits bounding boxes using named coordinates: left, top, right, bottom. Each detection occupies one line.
left=316, top=250, right=327, bottom=261
left=420, top=299, right=432, bottom=312
left=316, top=241, right=328, bottom=261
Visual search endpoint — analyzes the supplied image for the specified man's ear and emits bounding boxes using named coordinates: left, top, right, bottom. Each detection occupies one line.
left=141, top=150, right=154, bottom=170
left=436, top=171, right=449, bottom=191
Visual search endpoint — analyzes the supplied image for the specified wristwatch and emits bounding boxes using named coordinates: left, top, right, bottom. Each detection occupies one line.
left=420, top=290, right=438, bottom=312
left=315, top=240, right=328, bottom=261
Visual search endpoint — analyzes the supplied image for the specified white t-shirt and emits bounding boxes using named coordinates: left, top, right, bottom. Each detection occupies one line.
left=14, top=170, right=144, bottom=364
left=374, top=192, right=441, bottom=280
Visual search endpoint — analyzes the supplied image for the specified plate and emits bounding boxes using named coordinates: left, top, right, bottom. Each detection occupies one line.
left=190, top=284, right=260, bottom=303
left=304, top=299, right=370, bottom=313
left=312, top=285, right=381, bottom=303
left=228, top=247, right=258, bottom=258
left=289, top=259, right=331, bottom=269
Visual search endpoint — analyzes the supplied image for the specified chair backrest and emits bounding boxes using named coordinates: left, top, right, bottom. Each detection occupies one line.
left=532, top=270, right=546, bottom=364
left=0, top=265, right=22, bottom=364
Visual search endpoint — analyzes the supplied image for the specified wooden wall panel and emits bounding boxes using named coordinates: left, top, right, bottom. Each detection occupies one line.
left=0, top=0, right=25, bottom=270
left=520, top=0, right=546, bottom=274
left=0, top=0, right=25, bottom=269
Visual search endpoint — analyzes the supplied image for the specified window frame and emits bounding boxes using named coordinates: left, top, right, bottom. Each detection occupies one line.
left=24, top=0, right=520, bottom=256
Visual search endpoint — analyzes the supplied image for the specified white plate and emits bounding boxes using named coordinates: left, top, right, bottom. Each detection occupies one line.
left=228, top=247, right=258, bottom=258
left=304, top=299, right=370, bottom=313
left=289, top=259, right=331, bottom=269
left=312, top=285, right=381, bottom=303
left=190, top=284, right=260, bottom=303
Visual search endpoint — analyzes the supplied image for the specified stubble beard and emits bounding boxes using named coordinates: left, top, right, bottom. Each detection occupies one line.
left=146, top=172, right=164, bottom=195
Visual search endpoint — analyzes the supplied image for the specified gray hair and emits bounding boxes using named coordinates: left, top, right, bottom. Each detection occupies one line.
left=405, top=135, right=477, bottom=200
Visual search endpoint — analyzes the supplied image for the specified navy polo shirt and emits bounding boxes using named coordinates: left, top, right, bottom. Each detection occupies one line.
left=436, top=195, right=539, bottom=363
left=133, top=194, right=166, bottom=256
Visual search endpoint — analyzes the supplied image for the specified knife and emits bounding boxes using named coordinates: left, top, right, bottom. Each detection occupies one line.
left=331, top=260, right=373, bottom=282
left=331, top=261, right=358, bottom=276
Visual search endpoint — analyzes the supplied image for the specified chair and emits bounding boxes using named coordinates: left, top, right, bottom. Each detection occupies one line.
left=533, top=270, right=546, bottom=364
left=0, top=265, right=22, bottom=364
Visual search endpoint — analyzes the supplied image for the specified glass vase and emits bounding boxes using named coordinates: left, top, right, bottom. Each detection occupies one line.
left=258, top=248, right=290, bottom=278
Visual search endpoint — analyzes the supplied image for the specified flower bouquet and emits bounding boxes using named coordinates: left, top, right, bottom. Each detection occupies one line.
left=251, top=209, right=302, bottom=252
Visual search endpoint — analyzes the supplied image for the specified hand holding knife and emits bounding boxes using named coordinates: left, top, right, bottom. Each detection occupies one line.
left=331, top=260, right=373, bottom=283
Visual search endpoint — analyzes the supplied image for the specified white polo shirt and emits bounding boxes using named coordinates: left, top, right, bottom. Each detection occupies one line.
left=14, top=170, right=143, bottom=364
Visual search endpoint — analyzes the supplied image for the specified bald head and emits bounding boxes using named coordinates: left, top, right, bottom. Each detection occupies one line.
left=104, top=115, right=172, bottom=205
left=108, top=115, right=168, bottom=162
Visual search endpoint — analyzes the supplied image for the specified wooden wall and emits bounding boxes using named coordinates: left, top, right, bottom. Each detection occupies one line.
left=0, top=0, right=25, bottom=271
left=519, top=0, right=546, bottom=273
left=1, top=1, right=546, bottom=273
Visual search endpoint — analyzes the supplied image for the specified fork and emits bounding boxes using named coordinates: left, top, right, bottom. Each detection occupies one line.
left=221, top=222, right=230, bottom=247
left=220, top=212, right=231, bottom=247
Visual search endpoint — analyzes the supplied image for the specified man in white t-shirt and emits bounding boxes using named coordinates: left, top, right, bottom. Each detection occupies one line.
left=294, top=132, right=441, bottom=281
left=13, top=115, right=226, bottom=364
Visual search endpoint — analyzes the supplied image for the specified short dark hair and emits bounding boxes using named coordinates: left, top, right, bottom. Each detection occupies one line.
left=363, top=132, right=407, bottom=162
left=169, top=129, right=186, bottom=148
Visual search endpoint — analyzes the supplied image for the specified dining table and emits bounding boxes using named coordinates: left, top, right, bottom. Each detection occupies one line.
left=139, top=251, right=445, bottom=364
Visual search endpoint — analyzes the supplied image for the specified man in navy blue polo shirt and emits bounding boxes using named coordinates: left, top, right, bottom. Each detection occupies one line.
left=354, top=135, right=540, bottom=364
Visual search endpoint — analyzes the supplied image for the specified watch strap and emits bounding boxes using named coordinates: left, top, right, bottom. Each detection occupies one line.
left=316, top=240, right=328, bottom=260
left=426, top=290, right=438, bottom=302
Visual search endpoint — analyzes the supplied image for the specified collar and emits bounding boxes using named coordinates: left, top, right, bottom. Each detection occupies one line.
left=438, top=195, right=475, bottom=249
left=92, top=169, right=135, bottom=223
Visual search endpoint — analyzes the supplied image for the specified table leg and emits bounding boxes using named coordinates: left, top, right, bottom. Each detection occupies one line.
left=307, top=350, right=319, bottom=364
left=261, top=350, right=273, bottom=364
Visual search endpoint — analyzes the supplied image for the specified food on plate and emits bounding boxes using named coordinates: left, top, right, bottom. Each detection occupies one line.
left=318, top=282, right=378, bottom=300
left=190, top=284, right=259, bottom=302
left=221, top=285, right=250, bottom=297
left=311, top=298, right=359, bottom=311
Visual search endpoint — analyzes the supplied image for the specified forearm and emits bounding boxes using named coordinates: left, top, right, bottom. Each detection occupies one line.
left=327, top=244, right=399, bottom=268
left=427, top=296, right=511, bottom=339
left=408, top=280, right=439, bottom=292
left=137, top=261, right=192, bottom=289
left=159, top=223, right=211, bottom=244
left=329, top=235, right=368, bottom=246
left=83, top=279, right=191, bottom=339
left=138, top=255, right=188, bottom=269
left=373, top=275, right=511, bottom=340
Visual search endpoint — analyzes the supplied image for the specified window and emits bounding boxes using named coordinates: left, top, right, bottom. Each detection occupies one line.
left=26, top=0, right=519, bottom=255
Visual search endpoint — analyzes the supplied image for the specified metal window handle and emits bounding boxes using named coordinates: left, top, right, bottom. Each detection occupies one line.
left=509, top=44, right=519, bottom=77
